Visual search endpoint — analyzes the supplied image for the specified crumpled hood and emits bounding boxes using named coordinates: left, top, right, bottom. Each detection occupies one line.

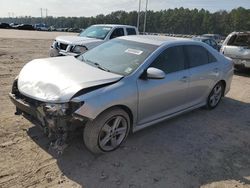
left=18, top=56, right=122, bottom=103
left=56, top=35, right=103, bottom=46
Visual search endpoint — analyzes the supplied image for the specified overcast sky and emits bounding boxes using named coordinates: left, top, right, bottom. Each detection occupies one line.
left=0, top=0, right=249, bottom=17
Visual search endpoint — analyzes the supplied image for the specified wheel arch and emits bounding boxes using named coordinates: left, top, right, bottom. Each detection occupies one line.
left=219, top=80, right=226, bottom=96
left=98, top=105, right=134, bottom=132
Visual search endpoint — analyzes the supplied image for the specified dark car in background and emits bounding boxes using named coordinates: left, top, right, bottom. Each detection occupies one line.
left=202, top=34, right=222, bottom=43
left=0, top=23, right=11, bottom=29
left=192, top=36, right=220, bottom=51
left=16, top=24, right=34, bottom=30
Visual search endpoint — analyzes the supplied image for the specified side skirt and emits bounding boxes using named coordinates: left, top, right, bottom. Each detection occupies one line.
left=132, top=102, right=206, bottom=132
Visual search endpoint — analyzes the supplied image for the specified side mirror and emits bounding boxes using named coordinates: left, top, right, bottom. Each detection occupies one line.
left=146, top=67, right=165, bottom=79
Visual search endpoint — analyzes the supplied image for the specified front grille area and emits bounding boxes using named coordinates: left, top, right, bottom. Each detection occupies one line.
left=59, top=43, right=68, bottom=50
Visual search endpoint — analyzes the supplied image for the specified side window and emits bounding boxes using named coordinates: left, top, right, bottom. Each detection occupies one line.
left=227, top=35, right=237, bottom=45
left=150, top=46, right=186, bottom=74
left=185, top=45, right=209, bottom=68
left=110, top=28, right=124, bottom=39
left=126, top=28, right=136, bottom=35
left=185, top=45, right=217, bottom=68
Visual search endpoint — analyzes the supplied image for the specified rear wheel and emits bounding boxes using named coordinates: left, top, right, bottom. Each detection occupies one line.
left=206, top=82, right=224, bottom=109
left=83, top=108, right=130, bottom=154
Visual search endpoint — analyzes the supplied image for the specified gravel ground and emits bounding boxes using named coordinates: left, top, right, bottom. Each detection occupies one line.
left=0, top=29, right=250, bottom=188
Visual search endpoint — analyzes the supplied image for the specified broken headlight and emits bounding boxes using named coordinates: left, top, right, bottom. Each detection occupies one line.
left=44, top=103, right=69, bottom=116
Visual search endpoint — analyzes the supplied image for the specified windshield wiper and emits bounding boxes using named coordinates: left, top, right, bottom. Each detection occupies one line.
left=93, top=62, right=111, bottom=72
left=84, top=59, right=110, bottom=72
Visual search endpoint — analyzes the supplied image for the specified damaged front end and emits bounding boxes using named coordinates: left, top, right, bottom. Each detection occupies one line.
left=9, top=79, right=86, bottom=154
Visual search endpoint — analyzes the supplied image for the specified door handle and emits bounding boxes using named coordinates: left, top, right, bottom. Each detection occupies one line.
left=179, top=76, right=188, bottom=82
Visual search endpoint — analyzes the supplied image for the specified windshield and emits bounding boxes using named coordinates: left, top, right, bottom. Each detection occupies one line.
left=77, top=39, right=158, bottom=76
left=79, top=25, right=112, bottom=40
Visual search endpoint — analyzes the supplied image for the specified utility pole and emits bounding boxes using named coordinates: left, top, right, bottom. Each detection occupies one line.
left=45, top=8, right=48, bottom=17
left=137, top=0, right=141, bottom=31
left=40, top=8, right=43, bottom=18
left=143, top=0, right=148, bottom=34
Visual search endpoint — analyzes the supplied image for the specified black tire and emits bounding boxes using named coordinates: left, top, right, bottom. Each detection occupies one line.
left=83, top=108, right=130, bottom=154
left=206, top=82, right=224, bottom=110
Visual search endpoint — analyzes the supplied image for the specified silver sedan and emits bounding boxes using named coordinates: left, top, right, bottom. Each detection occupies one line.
left=9, top=35, right=234, bottom=154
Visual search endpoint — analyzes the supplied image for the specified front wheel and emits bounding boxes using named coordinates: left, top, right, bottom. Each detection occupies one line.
left=206, top=82, right=224, bottom=109
left=83, top=108, right=130, bottom=154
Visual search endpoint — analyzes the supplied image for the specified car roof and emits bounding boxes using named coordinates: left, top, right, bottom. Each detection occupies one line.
left=119, top=35, right=192, bottom=46
left=229, top=31, right=250, bottom=35
left=92, top=24, right=137, bottom=28
left=202, top=34, right=220, bottom=37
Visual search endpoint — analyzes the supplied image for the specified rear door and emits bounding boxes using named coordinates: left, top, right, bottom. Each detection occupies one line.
left=137, top=45, right=191, bottom=125
left=185, top=45, right=220, bottom=106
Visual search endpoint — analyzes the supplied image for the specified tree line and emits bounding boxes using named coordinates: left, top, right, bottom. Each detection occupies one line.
left=0, top=7, right=249, bottom=35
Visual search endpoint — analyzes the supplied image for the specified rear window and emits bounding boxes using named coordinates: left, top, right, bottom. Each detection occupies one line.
left=185, top=45, right=217, bottom=68
left=227, top=34, right=250, bottom=47
left=126, top=28, right=137, bottom=35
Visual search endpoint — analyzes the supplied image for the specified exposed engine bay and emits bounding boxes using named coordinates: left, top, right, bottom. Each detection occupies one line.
left=10, top=79, right=86, bottom=155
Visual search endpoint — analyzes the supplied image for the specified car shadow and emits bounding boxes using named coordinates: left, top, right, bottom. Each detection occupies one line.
left=27, top=97, right=250, bottom=188
left=234, top=68, right=250, bottom=77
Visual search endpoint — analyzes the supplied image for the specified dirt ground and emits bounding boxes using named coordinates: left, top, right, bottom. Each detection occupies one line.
left=0, top=29, right=250, bottom=188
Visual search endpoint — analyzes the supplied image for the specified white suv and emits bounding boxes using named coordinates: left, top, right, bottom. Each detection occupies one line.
left=49, top=24, right=139, bottom=57
left=220, top=31, right=250, bottom=69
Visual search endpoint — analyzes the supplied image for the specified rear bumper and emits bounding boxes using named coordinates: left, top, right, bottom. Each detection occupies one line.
left=232, top=58, right=250, bottom=68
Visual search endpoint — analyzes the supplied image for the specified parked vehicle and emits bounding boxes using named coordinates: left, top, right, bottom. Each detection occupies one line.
left=9, top=35, right=233, bottom=154
left=49, top=24, right=139, bottom=57
left=0, top=23, right=10, bottom=29
left=16, top=24, right=34, bottom=30
left=220, top=31, right=250, bottom=69
left=202, top=34, right=222, bottom=43
left=34, top=23, right=49, bottom=31
left=9, top=23, right=19, bottom=28
left=192, top=36, right=220, bottom=51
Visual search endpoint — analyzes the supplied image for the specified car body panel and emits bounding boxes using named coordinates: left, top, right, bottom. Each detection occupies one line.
left=137, top=69, right=190, bottom=125
left=17, top=56, right=122, bottom=103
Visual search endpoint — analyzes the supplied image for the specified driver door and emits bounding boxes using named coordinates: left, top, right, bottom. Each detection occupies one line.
left=137, top=45, right=191, bottom=125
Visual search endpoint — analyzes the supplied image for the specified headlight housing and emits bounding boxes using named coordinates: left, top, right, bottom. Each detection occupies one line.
left=72, top=45, right=87, bottom=54
left=44, top=103, right=69, bottom=116
left=52, top=40, right=58, bottom=48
